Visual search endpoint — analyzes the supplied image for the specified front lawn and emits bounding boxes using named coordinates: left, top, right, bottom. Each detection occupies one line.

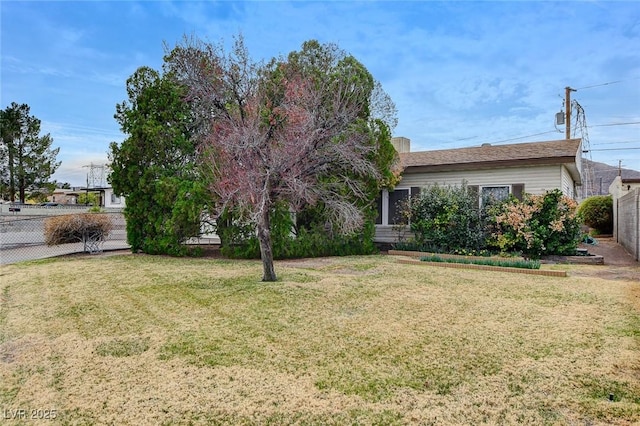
left=0, top=254, right=638, bottom=424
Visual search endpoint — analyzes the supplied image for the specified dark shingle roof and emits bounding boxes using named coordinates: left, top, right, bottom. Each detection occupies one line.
left=400, top=138, right=581, bottom=170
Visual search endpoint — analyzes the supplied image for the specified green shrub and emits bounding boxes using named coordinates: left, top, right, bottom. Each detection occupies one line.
left=78, top=192, right=99, bottom=206
left=578, top=195, right=613, bottom=234
left=398, top=183, right=488, bottom=253
left=393, top=240, right=493, bottom=257
left=420, top=254, right=541, bottom=269
left=44, top=213, right=113, bottom=245
left=420, top=254, right=539, bottom=269
left=218, top=202, right=377, bottom=259
left=122, top=178, right=209, bottom=256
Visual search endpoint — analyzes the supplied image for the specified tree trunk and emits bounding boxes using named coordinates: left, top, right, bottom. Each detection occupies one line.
left=8, top=144, right=15, bottom=202
left=257, top=205, right=277, bottom=282
left=17, top=146, right=24, bottom=203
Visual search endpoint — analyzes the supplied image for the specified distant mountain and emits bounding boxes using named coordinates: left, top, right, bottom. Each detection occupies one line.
left=583, top=159, right=640, bottom=196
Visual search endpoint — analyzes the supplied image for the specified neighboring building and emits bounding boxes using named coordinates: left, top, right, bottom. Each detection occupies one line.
left=609, top=176, right=640, bottom=261
left=375, top=137, right=583, bottom=243
left=609, top=176, right=640, bottom=200
left=49, top=186, right=125, bottom=209
left=103, top=187, right=126, bottom=209
left=49, top=188, right=81, bottom=204
left=585, top=159, right=640, bottom=196
left=75, top=186, right=126, bottom=209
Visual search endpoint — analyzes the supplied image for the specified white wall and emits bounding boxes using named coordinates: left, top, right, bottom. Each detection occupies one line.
left=560, top=165, right=576, bottom=199
left=103, top=188, right=126, bottom=209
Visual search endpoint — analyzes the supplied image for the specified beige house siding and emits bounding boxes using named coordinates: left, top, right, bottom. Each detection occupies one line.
left=560, top=165, right=576, bottom=198
left=375, top=225, right=413, bottom=244
left=397, top=164, right=563, bottom=195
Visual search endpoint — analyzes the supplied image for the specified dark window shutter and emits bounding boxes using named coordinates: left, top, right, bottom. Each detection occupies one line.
left=512, top=184, right=524, bottom=201
left=375, top=193, right=383, bottom=225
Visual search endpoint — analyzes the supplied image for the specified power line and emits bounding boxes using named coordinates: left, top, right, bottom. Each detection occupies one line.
left=444, top=118, right=638, bottom=148
left=575, top=80, right=623, bottom=90
left=592, top=141, right=640, bottom=146
left=589, top=147, right=640, bottom=152
left=486, top=130, right=560, bottom=145
left=574, top=77, right=640, bottom=92
left=589, top=121, right=640, bottom=128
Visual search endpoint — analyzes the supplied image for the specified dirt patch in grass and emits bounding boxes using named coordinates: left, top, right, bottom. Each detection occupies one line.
left=627, top=284, right=640, bottom=312
left=1, top=253, right=639, bottom=424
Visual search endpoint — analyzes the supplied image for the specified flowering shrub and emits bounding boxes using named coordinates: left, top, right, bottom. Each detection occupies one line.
left=489, top=189, right=581, bottom=258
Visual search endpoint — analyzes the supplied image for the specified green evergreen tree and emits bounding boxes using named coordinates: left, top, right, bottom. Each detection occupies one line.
left=0, top=102, right=60, bottom=202
left=109, top=67, right=209, bottom=255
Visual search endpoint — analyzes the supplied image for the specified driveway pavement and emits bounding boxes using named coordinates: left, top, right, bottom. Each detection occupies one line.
left=581, top=236, right=638, bottom=266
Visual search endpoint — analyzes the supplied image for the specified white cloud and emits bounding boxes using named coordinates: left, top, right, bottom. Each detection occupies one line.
left=2, top=0, right=639, bottom=175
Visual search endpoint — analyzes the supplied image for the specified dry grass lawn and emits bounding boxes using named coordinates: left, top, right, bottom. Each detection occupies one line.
left=0, top=253, right=639, bottom=425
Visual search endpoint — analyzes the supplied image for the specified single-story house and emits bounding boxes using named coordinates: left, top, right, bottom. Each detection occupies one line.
left=74, top=186, right=126, bottom=209
left=609, top=175, right=640, bottom=199
left=48, top=188, right=81, bottom=204
left=375, top=137, right=583, bottom=243
left=47, top=186, right=126, bottom=209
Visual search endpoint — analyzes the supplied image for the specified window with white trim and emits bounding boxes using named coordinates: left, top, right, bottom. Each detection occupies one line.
left=375, top=187, right=420, bottom=225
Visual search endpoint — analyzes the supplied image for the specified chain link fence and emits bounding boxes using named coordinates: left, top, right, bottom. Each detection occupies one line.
left=0, top=211, right=129, bottom=265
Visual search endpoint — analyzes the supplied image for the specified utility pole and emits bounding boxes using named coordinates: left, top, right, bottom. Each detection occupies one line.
left=565, top=86, right=576, bottom=140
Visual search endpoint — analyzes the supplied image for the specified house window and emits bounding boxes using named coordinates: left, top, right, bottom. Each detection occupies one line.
left=389, top=189, right=409, bottom=225
left=111, top=193, right=121, bottom=204
left=478, top=184, right=524, bottom=207
left=375, top=187, right=420, bottom=226
left=481, top=186, right=510, bottom=204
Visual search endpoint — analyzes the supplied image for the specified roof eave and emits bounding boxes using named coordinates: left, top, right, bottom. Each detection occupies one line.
left=403, top=156, right=579, bottom=174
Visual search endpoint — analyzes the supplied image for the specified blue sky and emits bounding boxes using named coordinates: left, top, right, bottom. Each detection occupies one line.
left=2, top=0, right=639, bottom=185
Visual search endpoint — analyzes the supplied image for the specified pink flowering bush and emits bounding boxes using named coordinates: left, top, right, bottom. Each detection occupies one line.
left=489, top=189, right=582, bottom=258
